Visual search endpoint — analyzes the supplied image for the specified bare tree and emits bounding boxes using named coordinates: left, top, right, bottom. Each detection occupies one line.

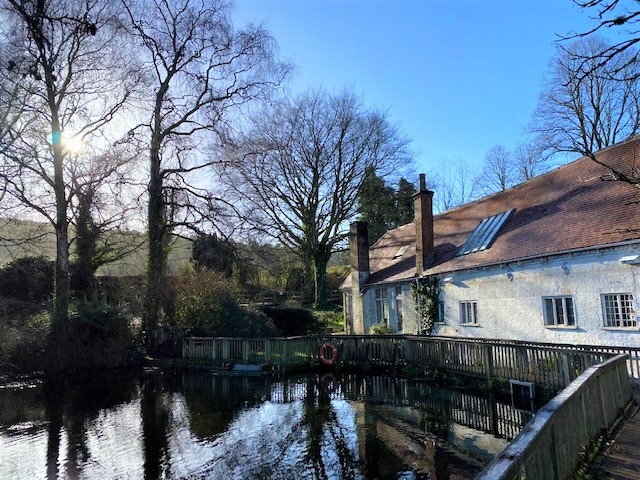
left=0, top=0, right=140, bottom=333
left=428, top=158, right=478, bottom=213
left=476, top=145, right=516, bottom=195
left=529, top=36, right=640, bottom=161
left=221, top=87, right=412, bottom=306
left=120, top=0, right=289, bottom=336
left=555, top=2, right=640, bottom=191
left=569, top=1, right=640, bottom=80
left=513, top=140, right=549, bottom=181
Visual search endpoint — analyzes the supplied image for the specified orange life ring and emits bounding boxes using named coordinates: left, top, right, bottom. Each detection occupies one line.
left=319, top=342, right=338, bottom=365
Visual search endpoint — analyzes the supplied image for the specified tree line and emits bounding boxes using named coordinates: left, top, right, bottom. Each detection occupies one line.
left=0, top=0, right=637, bottom=359
left=0, top=0, right=412, bottom=356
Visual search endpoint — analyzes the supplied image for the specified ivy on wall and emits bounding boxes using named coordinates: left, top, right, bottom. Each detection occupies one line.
left=411, top=276, right=441, bottom=335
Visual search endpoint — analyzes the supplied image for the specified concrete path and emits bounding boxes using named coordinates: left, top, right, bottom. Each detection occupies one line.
left=600, top=393, right=640, bottom=480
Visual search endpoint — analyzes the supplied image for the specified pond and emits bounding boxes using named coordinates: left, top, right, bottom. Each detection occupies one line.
left=0, top=369, right=534, bottom=479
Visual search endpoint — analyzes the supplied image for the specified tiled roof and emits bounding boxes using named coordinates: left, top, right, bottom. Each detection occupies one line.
left=351, top=137, right=640, bottom=288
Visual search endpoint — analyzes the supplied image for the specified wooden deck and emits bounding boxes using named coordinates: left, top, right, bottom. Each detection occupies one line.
left=601, top=393, right=640, bottom=480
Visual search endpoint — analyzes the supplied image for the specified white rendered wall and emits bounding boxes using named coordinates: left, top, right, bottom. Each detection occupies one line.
left=432, top=247, right=640, bottom=348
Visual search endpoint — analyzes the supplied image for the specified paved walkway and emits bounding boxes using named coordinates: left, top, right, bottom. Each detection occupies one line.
left=600, top=393, right=640, bottom=480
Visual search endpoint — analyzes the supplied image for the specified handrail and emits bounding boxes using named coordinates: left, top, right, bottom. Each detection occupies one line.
left=183, top=334, right=636, bottom=388
left=476, top=354, right=632, bottom=479
left=182, top=335, right=634, bottom=479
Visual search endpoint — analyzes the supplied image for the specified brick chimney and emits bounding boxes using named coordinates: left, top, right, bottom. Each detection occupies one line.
left=349, top=221, right=369, bottom=333
left=413, top=174, right=434, bottom=276
left=349, top=221, right=370, bottom=284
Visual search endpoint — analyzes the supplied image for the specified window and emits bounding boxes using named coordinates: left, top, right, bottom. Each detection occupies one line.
left=460, top=301, right=478, bottom=325
left=395, top=286, right=403, bottom=332
left=375, top=288, right=389, bottom=324
left=543, top=296, right=576, bottom=327
left=435, top=301, right=445, bottom=324
left=602, top=293, right=637, bottom=328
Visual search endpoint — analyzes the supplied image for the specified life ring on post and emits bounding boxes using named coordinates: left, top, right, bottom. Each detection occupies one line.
left=319, top=342, right=338, bottom=365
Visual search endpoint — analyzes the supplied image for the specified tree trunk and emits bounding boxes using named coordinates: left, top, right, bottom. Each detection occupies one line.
left=313, top=250, right=331, bottom=308
left=302, top=252, right=314, bottom=303
left=51, top=120, right=70, bottom=333
left=143, top=146, right=167, bottom=343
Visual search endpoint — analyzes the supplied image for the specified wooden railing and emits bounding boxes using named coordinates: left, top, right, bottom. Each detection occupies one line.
left=477, top=354, right=632, bottom=479
left=183, top=334, right=636, bottom=388
left=183, top=335, right=635, bottom=479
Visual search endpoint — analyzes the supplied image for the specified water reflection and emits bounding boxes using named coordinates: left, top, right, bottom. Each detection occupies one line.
left=0, top=370, right=533, bottom=479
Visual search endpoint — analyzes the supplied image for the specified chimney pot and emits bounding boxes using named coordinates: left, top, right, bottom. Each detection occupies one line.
left=419, top=173, right=427, bottom=192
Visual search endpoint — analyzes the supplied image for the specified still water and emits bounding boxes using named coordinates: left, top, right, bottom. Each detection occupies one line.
left=0, top=369, right=533, bottom=479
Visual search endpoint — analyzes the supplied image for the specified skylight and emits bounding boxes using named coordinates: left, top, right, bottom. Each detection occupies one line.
left=393, top=245, right=409, bottom=259
left=457, top=209, right=514, bottom=256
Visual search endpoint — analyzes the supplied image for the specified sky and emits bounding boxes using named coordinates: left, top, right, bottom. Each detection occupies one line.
left=232, top=0, right=604, bottom=177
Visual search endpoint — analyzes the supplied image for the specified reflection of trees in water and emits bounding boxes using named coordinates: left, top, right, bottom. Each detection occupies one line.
left=302, top=375, right=360, bottom=479
left=140, top=371, right=174, bottom=480
left=32, top=370, right=140, bottom=479
left=2, top=370, right=531, bottom=479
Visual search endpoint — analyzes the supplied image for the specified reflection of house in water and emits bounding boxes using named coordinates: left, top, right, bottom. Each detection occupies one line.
left=181, top=372, right=531, bottom=478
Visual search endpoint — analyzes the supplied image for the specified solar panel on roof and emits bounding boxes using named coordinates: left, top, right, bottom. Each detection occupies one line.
left=457, top=209, right=514, bottom=256
left=393, top=245, right=409, bottom=259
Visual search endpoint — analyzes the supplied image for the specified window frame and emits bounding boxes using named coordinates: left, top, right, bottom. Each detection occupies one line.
left=395, top=286, right=404, bottom=333
left=601, top=293, right=638, bottom=330
left=542, top=296, right=577, bottom=328
left=434, top=300, right=445, bottom=325
left=459, top=300, right=478, bottom=326
left=374, top=288, right=389, bottom=325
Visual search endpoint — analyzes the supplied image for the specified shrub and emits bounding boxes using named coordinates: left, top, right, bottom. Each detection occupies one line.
left=173, top=270, right=277, bottom=337
left=261, top=306, right=323, bottom=336
left=0, top=311, right=50, bottom=373
left=46, top=305, right=139, bottom=371
left=0, top=256, right=54, bottom=303
left=369, top=322, right=391, bottom=334
left=313, top=309, right=344, bottom=333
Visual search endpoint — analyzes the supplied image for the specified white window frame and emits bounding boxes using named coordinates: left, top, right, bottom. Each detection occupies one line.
left=434, top=300, right=445, bottom=324
left=375, top=288, right=389, bottom=325
left=460, top=301, right=478, bottom=326
left=542, top=296, right=576, bottom=328
left=601, top=293, right=637, bottom=329
left=395, top=286, right=404, bottom=333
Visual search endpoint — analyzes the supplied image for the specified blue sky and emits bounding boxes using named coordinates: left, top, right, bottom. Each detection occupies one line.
left=232, top=0, right=600, bottom=176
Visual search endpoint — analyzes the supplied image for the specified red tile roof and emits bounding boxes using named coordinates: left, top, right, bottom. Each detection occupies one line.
left=356, top=137, right=640, bottom=288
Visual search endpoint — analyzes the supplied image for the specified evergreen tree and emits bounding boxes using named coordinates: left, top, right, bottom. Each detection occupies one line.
left=357, top=167, right=396, bottom=244
left=395, top=178, right=416, bottom=226
left=191, top=234, right=235, bottom=278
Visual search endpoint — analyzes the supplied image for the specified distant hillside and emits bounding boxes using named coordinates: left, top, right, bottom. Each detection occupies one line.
left=0, top=219, right=192, bottom=276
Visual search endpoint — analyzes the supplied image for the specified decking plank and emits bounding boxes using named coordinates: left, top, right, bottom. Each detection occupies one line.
left=601, top=394, right=640, bottom=480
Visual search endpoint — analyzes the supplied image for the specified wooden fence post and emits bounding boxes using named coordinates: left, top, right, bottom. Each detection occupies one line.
left=242, top=340, right=249, bottom=363
left=562, top=354, right=571, bottom=387
left=484, top=344, right=494, bottom=382
left=222, top=340, right=230, bottom=362
left=265, top=340, right=272, bottom=364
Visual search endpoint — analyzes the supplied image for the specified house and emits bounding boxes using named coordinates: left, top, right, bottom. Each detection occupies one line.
left=341, top=138, right=640, bottom=348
